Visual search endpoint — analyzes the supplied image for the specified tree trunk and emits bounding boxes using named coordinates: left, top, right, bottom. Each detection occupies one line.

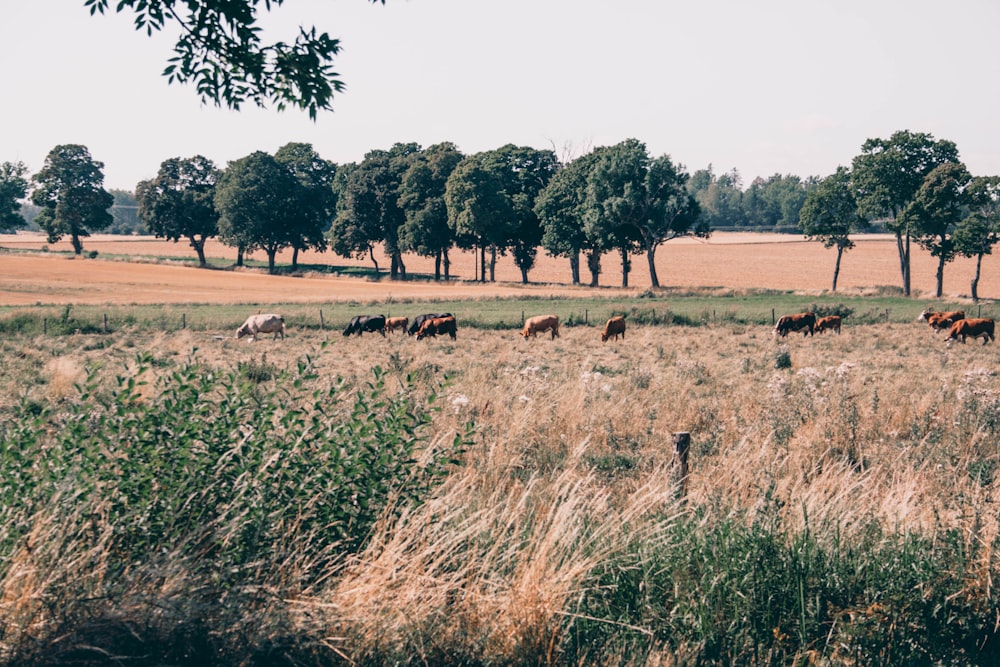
left=620, top=246, right=630, bottom=288
left=972, top=253, right=983, bottom=302
left=291, top=247, right=300, bottom=271
left=894, top=231, right=911, bottom=296
left=444, top=248, right=451, bottom=280
left=267, top=249, right=277, bottom=273
left=489, top=246, right=497, bottom=282
left=520, top=265, right=529, bottom=284
left=832, top=246, right=843, bottom=291
left=434, top=250, right=442, bottom=281
left=71, top=234, right=83, bottom=255
left=904, top=232, right=911, bottom=296
left=190, top=235, right=207, bottom=267
left=569, top=252, right=580, bottom=285
left=368, top=245, right=380, bottom=274
left=587, top=250, right=601, bottom=287
left=645, top=244, right=660, bottom=288
left=935, top=254, right=945, bottom=298
left=236, top=247, right=244, bottom=267
left=479, top=245, right=486, bottom=282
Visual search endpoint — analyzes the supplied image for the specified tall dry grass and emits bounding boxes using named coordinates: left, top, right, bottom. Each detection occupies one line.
left=2, top=321, right=1000, bottom=664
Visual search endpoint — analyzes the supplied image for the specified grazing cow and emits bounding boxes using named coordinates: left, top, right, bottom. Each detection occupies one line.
left=815, top=315, right=842, bottom=335
left=236, top=313, right=285, bottom=341
left=408, top=313, right=453, bottom=336
left=416, top=316, right=457, bottom=340
left=384, top=316, right=408, bottom=334
left=342, top=315, right=387, bottom=337
left=601, top=315, right=626, bottom=342
left=521, top=314, right=560, bottom=340
left=773, top=312, right=816, bottom=338
left=919, top=308, right=965, bottom=332
left=945, top=318, right=995, bottom=345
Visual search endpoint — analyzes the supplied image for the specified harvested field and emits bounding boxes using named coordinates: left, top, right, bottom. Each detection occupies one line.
left=2, top=231, right=998, bottom=305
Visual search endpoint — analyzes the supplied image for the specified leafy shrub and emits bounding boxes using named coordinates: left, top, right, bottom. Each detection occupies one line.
left=0, top=355, right=472, bottom=587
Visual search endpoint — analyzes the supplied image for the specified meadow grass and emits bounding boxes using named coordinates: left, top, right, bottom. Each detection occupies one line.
left=0, top=289, right=988, bottom=338
left=2, top=317, right=1000, bottom=664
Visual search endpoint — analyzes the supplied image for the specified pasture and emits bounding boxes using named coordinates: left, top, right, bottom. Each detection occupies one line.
left=3, top=314, right=1000, bottom=664
left=2, top=234, right=1000, bottom=664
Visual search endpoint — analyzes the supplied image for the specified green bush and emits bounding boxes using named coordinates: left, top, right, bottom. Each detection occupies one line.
left=0, top=354, right=472, bottom=582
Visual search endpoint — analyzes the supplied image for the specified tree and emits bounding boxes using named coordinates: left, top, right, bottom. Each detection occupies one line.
left=445, top=154, right=508, bottom=282
left=851, top=130, right=959, bottom=296
left=953, top=176, right=1000, bottom=301
left=274, top=142, right=336, bottom=270
left=585, top=139, right=705, bottom=288
left=743, top=173, right=810, bottom=229
left=0, top=161, right=29, bottom=233
left=107, top=189, right=143, bottom=234
left=445, top=145, right=557, bottom=283
left=482, top=145, right=558, bottom=284
left=85, top=0, right=385, bottom=118
left=689, top=166, right=746, bottom=229
left=215, top=151, right=299, bottom=273
left=905, top=162, right=972, bottom=298
left=398, top=143, right=463, bottom=280
left=31, top=144, right=114, bottom=255
left=799, top=167, right=868, bottom=291
left=329, top=144, right=419, bottom=278
left=136, top=155, right=221, bottom=266
left=536, top=153, right=597, bottom=285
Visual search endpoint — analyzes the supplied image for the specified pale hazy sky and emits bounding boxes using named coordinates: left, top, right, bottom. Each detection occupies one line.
left=3, top=0, right=1000, bottom=192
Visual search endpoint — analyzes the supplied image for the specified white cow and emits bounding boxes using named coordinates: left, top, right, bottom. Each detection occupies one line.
left=236, top=313, right=285, bottom=341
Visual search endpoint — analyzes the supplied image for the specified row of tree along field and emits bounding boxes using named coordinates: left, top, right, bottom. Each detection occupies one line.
left=3, top=130, right=998, bottom=297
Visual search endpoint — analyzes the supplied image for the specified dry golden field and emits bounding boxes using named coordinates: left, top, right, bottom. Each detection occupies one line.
left=4, top=231, right=1000, bottom=663
left=2, top=231, right=1000, bottom=305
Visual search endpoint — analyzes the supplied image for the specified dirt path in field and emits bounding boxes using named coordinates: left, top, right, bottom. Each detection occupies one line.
left=1, top=232, right=997, bottom=305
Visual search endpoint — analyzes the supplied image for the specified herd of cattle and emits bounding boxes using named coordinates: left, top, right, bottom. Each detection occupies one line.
left=772, top=308, right=996, bottom=345
left=235, top=311, right=628, bottom=343
left=235, top=307, right=994, bottom=346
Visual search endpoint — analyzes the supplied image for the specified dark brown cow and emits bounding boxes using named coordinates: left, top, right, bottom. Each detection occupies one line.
left=601, top=315, right=626, bottom=342
left=416, top=316, right=457, bottom=340
left=773, top=312, right=816, bottom=337
left=919, top=308, right=965, bottom=332
left=945, top=318, right=995, bottom=345
left=815, top=315, right=841, bottom=334
left=521, top=314, right=560, bottom=340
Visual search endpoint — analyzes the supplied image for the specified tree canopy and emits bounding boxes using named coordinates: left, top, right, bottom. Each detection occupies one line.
left=136, top=155, right=221, bottom=266
left=30, top=145, right=114, bottom=255
left=214, top=151, right=300, bottom=272
left=799, top=167, right=868, bottom=291
left=851, top=130, right=960, bottom=295
left=0, top=161, right=29, bottom=233
left=85, top=0, right=385, bottom=118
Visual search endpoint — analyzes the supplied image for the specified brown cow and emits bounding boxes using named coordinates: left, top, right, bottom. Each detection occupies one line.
left=945, top=318, right=995, bottom=345
left=416, top=316, right=457, bottom=340
left=601, top=315, right=626, bottom=342
left=773, top=312, right=816, bottom=338
left=919, top=308, right=965, bottom=332
left=521, top=314, right=560, bottom=340
left=815, top=315, right=841, bottom=334
left=383, top=316, right=408, bottom=334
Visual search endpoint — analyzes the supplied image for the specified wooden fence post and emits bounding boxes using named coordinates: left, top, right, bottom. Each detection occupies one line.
left=182, top=313, right=186, bottom=329
left=103, top=313, right=108, bottom=333
left=319, top=310, right=325, bottom=329
left=771, top=308, right=776, bottom=325
left=673, top=431, right=691, bottom=499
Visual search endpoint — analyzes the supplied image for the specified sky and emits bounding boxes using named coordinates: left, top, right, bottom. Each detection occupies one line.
left=3, top=0, right=1000, bottom=192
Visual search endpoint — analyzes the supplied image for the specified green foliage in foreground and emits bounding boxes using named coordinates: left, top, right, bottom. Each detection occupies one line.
left=0, top=352, right=471, bottom=664
left=572, top=507, right=1000, bottom=666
